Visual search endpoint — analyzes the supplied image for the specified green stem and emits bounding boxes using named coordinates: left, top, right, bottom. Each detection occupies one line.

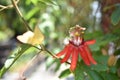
left=11, top=0, right=32, bottom=31
left=45, top=49, right=70, bottom=64
left=40, top=45, right=70, bottom=64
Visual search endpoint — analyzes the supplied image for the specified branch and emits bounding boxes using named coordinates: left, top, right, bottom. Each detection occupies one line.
left=11, top=0, right=32, bottom=31
left=0, top=0, right=19, bottom=11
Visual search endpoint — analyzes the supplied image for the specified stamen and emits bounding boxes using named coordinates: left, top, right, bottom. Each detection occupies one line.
left=72, top=37, right=82, bottom=46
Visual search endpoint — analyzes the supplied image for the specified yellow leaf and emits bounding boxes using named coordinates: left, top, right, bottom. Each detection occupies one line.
left=17, top=31, right=34, bottom=44
left=108, top=55, right=117, bottom=66
left=17, top=26, right=44, bottom=45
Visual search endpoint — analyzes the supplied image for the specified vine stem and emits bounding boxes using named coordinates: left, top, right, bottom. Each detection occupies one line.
left=11, top=0, right=70, bottom=64
left=45, top=49, right=71, bottom=64
left=39, top=45, right=70, bottom=64
left=11, top=0, right=32, bottom=31
left=32, top=44, right=70, bottom=64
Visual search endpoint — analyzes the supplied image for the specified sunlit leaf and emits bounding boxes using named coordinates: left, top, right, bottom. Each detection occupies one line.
left=0, top=44, right=31, bottom=77
left=17, top=26, right=44, bottom=45
left=31, top=0, right=38, bottom=5
left=25, top=7, right=40, bottom=20
left=4, top=58, right=14, bottom=68
left=38, top=0, right=56, bottom=5
left=30, top=0, right=56, bottom=5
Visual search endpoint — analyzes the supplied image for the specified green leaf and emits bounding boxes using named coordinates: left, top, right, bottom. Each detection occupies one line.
left=101, top=72, right=119, bottom=80
left=111, top=6, right=120, bottom=25
left=74, top=64, right=85, bottom=80
left=89, top=43, right=100, bottom=51
left=46, top=57, right=55, bottom=69
left=82, top=65, right=105, bottom=80
left=89, top=33, right=119, bottom=51
left=31, top=0, right=38, bottom=5
left=46, top=57, right=61, bottom=72
left=85, top=67, right=103, bottom=80
left=54, top=60, right=61, bottom=72
left=109, top=66, right=117, bottom=73
left=38, top=0, right=56, bottom=5
left=59, top=69, right=71, bottom=78
left=97, top=34, right=119, bottom=46
left=95, top=55, right=108, bottom=64
left=91, top=64, right=108, bottom=72
left=91, top=55, right=109, bottom=72
left=0, top=44, right=31, bottom=78
left=84, top=31, right=103, bottom=39
left=25, top=7, right=40, bottom=20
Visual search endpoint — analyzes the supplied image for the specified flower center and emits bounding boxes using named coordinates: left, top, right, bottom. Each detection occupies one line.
left=69, top=25, right=85, bottom=46
left=69, top=37, right=83, bottom=46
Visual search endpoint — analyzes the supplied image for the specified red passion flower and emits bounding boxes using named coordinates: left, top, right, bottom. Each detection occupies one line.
left=56, top=25, right=97, bottom=71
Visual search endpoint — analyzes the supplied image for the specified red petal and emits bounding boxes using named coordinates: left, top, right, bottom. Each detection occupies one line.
left=79, top=46, right=90, bottom=65
left=70, top=47, right=79, bottom=71
left=56, top=44, right=70, bottom=57
left=85, top=40, right=96, bottom=45
left=61, top=44, right=73, bottom=63
left=82, top=45, right=97, bottom=64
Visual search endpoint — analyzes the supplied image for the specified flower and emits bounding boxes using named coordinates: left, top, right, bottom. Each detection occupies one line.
left=56, top=25, right=97, bottom=71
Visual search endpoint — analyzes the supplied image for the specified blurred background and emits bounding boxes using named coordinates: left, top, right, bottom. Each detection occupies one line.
left=0, top=0, right=120, bottom=80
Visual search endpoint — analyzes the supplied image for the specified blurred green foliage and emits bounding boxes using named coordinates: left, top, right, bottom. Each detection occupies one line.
left=0, top=0, right=120, bottom=80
